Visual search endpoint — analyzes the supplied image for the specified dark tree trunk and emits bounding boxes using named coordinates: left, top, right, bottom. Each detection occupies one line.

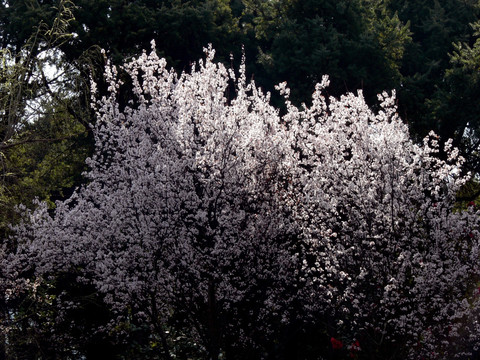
left=207, top=280, right=220, bottom=360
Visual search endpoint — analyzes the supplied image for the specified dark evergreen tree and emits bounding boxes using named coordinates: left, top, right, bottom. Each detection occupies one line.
left=387, top=0, right=479, bottom=136
left=243, top=0, right=411, bottom=106
left=430, top=16, right=480, bottom=176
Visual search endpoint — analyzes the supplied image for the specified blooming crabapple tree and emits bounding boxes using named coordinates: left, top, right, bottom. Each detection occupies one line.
left=3, top=43, right=480, bottom=359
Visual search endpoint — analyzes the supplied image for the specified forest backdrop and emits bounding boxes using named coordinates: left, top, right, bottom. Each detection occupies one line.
left=2, top=0, right=480, bottom=359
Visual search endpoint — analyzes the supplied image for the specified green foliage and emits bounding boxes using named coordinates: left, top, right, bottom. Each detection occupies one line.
left=244, top=0, right=412, bottom=106
left=2, top=109, right=90, bottom=216
left=428, top=17, right=480, bottom=174
left=59, top=0, right=242, bottom=68
left=0, top=0, right=91, bottom=237
left=387, top=0, right=479, bottom=132
left=362, top=0, right=412, bottom=78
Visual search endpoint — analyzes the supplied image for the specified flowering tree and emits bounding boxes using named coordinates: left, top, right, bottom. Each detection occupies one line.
left=4, top=44, right=302, bottom=359
left=283, top=79, right=480, bottom=359
left=2, top=44, right=480, bottom=359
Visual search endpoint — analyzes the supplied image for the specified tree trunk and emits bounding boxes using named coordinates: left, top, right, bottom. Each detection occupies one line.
left=207, top=280, right=220, bottom=360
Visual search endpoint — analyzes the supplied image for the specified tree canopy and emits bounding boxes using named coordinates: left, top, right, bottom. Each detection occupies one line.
left=2, top=1, right=480, bottom=359
left=2, top=44, right=480, bottom=360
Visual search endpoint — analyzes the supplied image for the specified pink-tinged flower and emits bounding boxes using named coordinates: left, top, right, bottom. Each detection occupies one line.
left=349, top=340, right=361, bottom=358
left=331, top=337, right=343, bottom=349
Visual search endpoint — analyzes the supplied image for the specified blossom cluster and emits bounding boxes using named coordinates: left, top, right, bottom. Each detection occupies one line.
left=2, top=43, right=480, bottom=359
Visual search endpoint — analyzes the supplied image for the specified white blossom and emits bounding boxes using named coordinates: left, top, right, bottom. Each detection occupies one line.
left=2, top=45, right=480, bottom=359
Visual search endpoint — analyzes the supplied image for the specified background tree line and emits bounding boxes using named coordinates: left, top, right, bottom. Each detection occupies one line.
left=1, top=0, right=480, bottom=358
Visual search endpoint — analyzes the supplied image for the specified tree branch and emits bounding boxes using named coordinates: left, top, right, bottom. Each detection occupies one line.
left=0, top=134, right=80, bottom=151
